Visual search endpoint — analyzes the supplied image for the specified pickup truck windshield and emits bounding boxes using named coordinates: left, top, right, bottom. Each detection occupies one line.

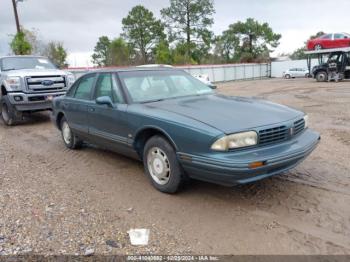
left=1, top=57, right=57, bottom=71
left=119, top=70, right=213, bottom=103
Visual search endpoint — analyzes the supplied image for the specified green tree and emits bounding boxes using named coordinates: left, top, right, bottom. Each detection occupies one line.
left=92, top=36, right=111, bottom=66
left=172, top=41, right=197, bottom=65
left=122, top=5, right=165, bottom=64
left=154, top=40, right=173, bottom=64
left=110, top=37, right=131, bottom=66
left=290, top=47, right=307, bottom=60
left=310, top=31, right=325, bottom=40
left=10, top=31, right=32, bottom=55
left=222, top=18, right=281, bottom=62
left=44, top=42, right=68, bottom=68
left=214, top=33, right=239, bottom=63
left=161, top=0, right=215, bottom=63
left=22, top=28, right=47, bottom=55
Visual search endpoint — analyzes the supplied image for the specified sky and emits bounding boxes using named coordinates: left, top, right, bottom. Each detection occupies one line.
left=1, top=0, right=350, bottom=67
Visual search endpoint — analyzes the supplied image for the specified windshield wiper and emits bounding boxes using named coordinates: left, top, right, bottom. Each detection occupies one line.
left=2, top=67, right=29, bottom=71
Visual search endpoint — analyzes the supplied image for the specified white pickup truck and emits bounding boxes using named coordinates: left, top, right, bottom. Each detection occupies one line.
left=0, top=56, right=75, bottom=125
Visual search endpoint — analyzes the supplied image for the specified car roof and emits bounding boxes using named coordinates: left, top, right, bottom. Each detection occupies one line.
left=0, top=55, right=49, bottom=59
left=84, top=67, right=182, bottom=74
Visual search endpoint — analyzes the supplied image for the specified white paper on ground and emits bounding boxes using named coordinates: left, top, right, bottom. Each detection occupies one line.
left=128, top=229, right=150, bottom=246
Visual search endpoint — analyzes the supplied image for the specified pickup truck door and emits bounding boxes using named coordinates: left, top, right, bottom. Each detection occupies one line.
left=87, top=73, right=135, bottom=156
left=63, top=73, right=96, bottom=136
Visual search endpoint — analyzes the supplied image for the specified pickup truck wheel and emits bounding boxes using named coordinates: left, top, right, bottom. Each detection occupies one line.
left=316, top=71, right=328, bottom=82
left=0, top=95, right=22, bottom=126
left=143, top=135, right=185, bottom=193
left=60, top=117, right=83, bottom=149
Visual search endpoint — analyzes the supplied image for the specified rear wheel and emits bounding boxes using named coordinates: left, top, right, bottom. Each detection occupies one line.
left=0, top=95, right=22, bottom=126
left=143, top=135, right=185, bottom=193
left=316, top=71, right=328, bottom=82
left=60, top=116, right=83, bottom=149
left=284, top=74, right=291, bottom=79
left=314, top=44, right=322, bottom=50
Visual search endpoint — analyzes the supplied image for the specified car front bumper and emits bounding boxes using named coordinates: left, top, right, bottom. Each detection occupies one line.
left=178, top=129, right=320, bottom=186
left=7, top=91, right=66, bottom=111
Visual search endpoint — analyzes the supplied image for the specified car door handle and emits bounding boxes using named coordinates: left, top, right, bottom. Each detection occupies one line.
left=88, top=107, right=95, bottom=112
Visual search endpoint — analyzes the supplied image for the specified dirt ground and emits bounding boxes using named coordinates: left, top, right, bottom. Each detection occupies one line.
left=0, top=78, right=349, bottom=255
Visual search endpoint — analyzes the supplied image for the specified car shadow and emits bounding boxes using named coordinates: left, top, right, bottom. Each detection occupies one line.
left=0, top=111, right=52, bottom=127
left=178, top=172, right=299, bottom=204
left=76, top=140, right=298, bottom=203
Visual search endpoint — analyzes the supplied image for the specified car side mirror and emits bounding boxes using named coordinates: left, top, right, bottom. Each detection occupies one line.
left=96, top=96, right=114, bottom=108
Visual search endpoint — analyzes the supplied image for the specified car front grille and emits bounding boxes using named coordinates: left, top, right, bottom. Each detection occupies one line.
left=26, top=75, right=66, bottom=92
left=293, top=118, right=305, bottom=136
left=259, top=125, right=288, bottom=145
left=258, top=118, right=305, bottom=146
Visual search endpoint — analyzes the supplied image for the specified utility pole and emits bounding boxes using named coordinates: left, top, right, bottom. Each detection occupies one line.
left=11, top=0, right=21, bottom=33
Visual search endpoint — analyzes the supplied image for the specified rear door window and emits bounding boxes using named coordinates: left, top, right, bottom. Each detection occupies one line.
left=334, top=34, right=345, bottom=39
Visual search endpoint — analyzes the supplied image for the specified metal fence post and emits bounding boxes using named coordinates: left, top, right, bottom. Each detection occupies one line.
left=212, top=67, right=215, bottom=82
left=243, top=64, right=246, bottom=80
left=234, top=65, right=237, bottom=81
left=223, top=66, right=226, bottom=82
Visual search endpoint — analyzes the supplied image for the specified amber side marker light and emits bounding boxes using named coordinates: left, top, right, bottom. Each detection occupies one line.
left=249, top=161, right=266, bottom=169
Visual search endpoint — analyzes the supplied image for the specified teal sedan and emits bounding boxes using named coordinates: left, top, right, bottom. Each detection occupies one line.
left=52, top=68, right=320, bottom=193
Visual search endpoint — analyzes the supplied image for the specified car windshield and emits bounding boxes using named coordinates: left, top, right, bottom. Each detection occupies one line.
left=119, top=70, right=214, bottom=103
left=0, top=57, right=57, bottom=71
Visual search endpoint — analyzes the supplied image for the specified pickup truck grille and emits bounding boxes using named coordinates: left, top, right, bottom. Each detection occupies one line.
left=259, top=125, right=288, bottom=145
left=258, top=118, right=305, bottom=146
left=26, top=75, right=66, bottom=92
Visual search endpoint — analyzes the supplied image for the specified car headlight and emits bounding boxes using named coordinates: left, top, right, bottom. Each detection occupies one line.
left=67, top=74, right=75, bottom=86
left=211, top=131, right=258, bottom=151
left=304, top=115, right=309, bottom=129
left=5, top=76, right=21, bottom=90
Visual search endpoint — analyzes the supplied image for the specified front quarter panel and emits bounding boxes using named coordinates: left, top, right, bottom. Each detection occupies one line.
left=127, top=104, right=223, bottom=155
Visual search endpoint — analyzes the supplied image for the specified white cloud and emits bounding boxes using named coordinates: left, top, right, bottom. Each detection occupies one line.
left=1, top=0, right=350, bottom=66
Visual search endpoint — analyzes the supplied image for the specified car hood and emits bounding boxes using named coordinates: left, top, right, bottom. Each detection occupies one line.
left=3, top=68, right=69, bottom=77
left=147, top=94, right=303, bottom=134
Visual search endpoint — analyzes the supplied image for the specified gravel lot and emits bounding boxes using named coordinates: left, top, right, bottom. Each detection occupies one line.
left=0, top=78, right=349, bottom=255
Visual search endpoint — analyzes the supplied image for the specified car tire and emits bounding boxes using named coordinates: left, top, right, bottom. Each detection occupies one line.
left=60, top=116, right=83, bottom=149
left=0, top=95, right=22, bottom=126
left=305, top=73, right=310, bottom=78
left=285, top=74, right=291, bottom=79
left=316, top=71, right=328, bottom=82
left=143, top=135, right=186, bottom=193
left=314, top=44, right=322, bottom=50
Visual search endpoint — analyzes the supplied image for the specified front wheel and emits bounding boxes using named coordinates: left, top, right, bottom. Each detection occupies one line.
left=316, top=71, right=328, bottom=82
left=0, top=95, right=22, bottom=126
left=143, top=135, right=185, bottom=193
left=284, top=74, right=291, bottom=79
left=60, top=116, right=83, bottom=149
